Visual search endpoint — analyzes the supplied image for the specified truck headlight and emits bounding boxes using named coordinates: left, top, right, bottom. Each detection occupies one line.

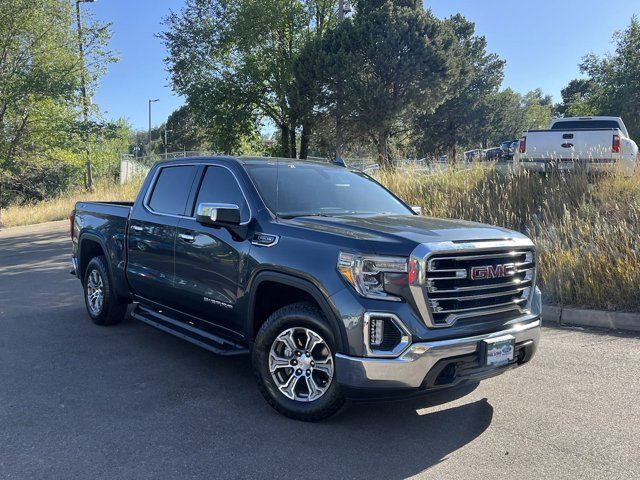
left=337, top=252, right=408, bottom=301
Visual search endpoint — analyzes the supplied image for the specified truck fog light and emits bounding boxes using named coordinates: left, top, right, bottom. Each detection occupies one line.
left=370, top=318, right=384, bottom=347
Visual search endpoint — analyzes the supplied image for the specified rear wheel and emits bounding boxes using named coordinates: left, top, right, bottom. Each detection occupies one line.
left=252, top=303, right=345, bottom=421
left=83, top=256, right=127, bottom=326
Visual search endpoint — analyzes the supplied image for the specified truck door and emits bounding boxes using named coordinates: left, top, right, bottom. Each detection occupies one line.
left=173, top=164, right=252, bottom=334
left=127, top=164, right=199, bottom=306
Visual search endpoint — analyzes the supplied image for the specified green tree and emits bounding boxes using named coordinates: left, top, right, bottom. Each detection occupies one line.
left=165, top=105, right=209, bottom=152
left=303, top=0, right=459, bottom=168
left=0, top=0, right=116, bottom=208
left=557, top=79, right=597, bottom=117
left=521, top=89, right=554, bottom=130
left=565, top=16, right=640, bottom=139
left=412, top=14, right=504, bottom=160
left=481, top=88, right=526, bottom=145
left=161, top=0, right=338, bottom=157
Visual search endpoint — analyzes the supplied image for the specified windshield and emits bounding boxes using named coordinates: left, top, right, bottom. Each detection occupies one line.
left=551, top=120, right=620, bottom=130
left=244, top=162, right=413, bottom=218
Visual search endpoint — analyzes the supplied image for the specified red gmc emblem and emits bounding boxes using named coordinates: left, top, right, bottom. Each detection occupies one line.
left=470, top=264, right=508, bottom=280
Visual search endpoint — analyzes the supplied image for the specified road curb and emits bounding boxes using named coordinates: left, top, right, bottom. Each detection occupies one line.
left=543, top=305, right=640, bottom=332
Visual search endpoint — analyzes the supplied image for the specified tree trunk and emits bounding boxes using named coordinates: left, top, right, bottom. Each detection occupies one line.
left=0, top=175, right=3, bottom=228
left=377, top=129, right=392, bottom=169
left=335, top=113, right=344, bottom=161
left=299, top=123, right=311, bottom=159
left=289, top=121, right=297, bottom=159
left=280, top=123, right=290, bottom=158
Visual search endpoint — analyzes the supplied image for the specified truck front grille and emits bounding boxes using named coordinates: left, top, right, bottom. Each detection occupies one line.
left=424, top=249, right=535, bottom=326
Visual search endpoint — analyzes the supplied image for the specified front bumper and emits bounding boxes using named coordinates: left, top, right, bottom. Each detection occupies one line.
left=335, top=317, right=540, bottom=395
left=519, top=158, right=635, bottom=175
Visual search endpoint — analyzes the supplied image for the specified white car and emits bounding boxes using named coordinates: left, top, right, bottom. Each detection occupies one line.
left=514, top=116, right=638, bottom=175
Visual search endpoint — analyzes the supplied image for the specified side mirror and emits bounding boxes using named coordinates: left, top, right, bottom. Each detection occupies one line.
left=411, top=206, right=422, bottom=216
left=196, top=203, right=241, bottom=226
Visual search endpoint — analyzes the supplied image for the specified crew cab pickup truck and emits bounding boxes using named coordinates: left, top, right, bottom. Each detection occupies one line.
left=71, top=157, right=541, bottom=421
left=515, top=116, right=638, bottom=174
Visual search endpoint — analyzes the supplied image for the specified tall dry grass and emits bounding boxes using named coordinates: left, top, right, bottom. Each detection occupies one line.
left=0, top=179, right=143, bottom=228
left=2, top=165, right=638, bottom=311
left=377, top=165, right=640, bottom=312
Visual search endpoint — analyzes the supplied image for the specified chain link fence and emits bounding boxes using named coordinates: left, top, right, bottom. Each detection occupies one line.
left=118, top=152, right=473, bottom=185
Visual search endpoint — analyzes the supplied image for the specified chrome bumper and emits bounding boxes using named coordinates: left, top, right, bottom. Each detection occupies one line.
left=335, top=318, right=540, bottom=390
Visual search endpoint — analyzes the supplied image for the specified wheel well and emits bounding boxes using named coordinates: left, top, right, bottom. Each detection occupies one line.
left=252, top=281, right=318, bottom=338
left=79, top=239, right=105, bottom=278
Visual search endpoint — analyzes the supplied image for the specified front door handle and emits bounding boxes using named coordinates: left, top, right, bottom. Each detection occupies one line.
left=178, top=233, right=195, bottom=243
left=130, top=225, right=143, bottom=232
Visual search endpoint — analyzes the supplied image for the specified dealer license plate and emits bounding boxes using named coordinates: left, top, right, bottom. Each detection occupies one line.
left=484, top=335, right=515, bottom=367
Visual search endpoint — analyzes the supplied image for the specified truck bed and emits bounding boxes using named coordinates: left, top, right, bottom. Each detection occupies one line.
left=73, top=201, right=133, bottom=299
left=521, top=128, right=619, bottom=162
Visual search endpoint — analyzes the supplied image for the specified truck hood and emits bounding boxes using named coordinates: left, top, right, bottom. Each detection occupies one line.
left=285, top=215, right=526, bottom=255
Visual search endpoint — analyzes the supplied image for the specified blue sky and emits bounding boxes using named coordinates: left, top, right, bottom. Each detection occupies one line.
left=90, top=0, right=640, bottom=130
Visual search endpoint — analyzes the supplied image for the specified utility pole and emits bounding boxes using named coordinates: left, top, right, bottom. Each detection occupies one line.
left=148, top=98, right=159, bottom=158
left=76, top=0, right=96, bottom=190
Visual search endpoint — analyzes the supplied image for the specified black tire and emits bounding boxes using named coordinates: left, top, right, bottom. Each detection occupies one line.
left=83, top=256, right=127, bottom=326
left=252, top=302, right=345, bottom=422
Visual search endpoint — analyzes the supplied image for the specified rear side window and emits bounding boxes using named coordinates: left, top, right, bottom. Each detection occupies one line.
left=148, top=166, right=197, bottom=215
left=194, top=166, right=250, bottom=222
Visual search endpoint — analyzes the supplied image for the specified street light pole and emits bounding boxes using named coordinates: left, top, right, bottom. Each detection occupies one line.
left=148, top=98, right=159, bottom=157
left=76, top=0, right=96, bottom=190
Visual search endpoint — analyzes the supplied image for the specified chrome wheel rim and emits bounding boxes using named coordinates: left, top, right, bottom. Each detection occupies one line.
left=86, top=269, right=104, bottom=315
left=269, top=327, right=334, bottom=402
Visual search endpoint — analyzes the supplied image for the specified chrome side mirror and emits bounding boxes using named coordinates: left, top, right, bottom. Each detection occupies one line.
left=196, top=203, right=241, bottom=226
left=411, top=206, right=422, bottom=216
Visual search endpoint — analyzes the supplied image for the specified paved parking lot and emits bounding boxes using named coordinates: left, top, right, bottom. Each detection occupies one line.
left=1, top=221, right=639, bottom=479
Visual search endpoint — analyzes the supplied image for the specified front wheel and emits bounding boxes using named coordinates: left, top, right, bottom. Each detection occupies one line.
left=252, top=303, right=345, bottom=421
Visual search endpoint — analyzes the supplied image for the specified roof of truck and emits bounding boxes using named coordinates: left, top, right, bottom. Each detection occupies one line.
left=156, top=156, right=346, bottom=169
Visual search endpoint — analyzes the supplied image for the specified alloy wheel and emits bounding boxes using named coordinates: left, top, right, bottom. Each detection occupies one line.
left=86, top=269, right=104, bottom=315
left=269, top=327, right=334, bottom=402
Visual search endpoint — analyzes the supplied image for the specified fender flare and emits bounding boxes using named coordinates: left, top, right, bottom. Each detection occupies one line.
left=78, top=232, right=131, bottom=301
left=246, top=271, right=346, bottom=353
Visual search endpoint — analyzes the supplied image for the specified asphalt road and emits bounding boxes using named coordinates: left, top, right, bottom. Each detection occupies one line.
left=1, top=221, right=639, bottom=480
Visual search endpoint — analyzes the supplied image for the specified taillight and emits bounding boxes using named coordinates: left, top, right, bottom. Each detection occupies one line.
left=519, top=137, right=526, bottom=154
left=612, top=134, right=621, bottom=153
left=69, top=210, right=75, bottom=239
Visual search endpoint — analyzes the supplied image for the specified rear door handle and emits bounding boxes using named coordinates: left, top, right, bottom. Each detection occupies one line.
left=178, top=233, right=195, bottom=243
left=130, top=225, right=143, bottom=232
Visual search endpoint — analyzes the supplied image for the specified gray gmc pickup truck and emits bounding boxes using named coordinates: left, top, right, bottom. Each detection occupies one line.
left=71, top=157, right=541, bottom=421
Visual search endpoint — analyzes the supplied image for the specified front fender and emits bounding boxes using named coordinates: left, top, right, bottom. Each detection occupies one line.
left=244, top=270, right=348, bottom=353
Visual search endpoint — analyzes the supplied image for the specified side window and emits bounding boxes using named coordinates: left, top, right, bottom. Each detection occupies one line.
left=194, top=166, right=249, bottom=222
left=148, top=165, right=197, bottom=215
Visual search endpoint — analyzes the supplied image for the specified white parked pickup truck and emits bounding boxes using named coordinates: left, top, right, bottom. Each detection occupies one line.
left=515, top=116, right=638, bottom=175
